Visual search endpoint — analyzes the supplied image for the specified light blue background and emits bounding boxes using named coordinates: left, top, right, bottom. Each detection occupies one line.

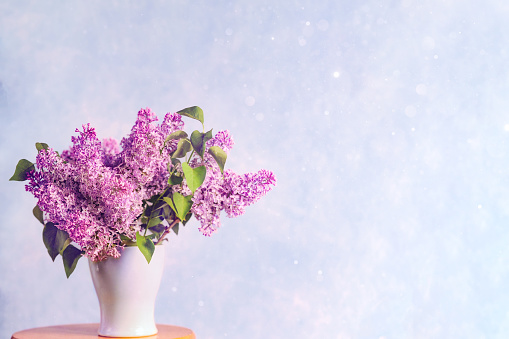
left=2, top=1, right=509, bottom=338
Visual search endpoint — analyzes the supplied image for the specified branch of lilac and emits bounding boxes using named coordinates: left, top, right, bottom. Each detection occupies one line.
left=10, top=106, right=277, bottom=277
left=155, top=219, right=180, bottom=246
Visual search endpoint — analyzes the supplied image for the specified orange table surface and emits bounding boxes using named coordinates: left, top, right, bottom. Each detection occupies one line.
left=11, top=323, right=196, bottom=339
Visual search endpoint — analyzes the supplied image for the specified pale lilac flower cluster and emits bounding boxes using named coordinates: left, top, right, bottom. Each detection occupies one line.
left=189, top=131, right=277, bottom=236
left=25, top=108, right=276, bottom=261
left=191, top=167, right=277, bottom=236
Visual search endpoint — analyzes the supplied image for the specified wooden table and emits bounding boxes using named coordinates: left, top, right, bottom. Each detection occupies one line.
left=11, top=324, right=196, bottom=339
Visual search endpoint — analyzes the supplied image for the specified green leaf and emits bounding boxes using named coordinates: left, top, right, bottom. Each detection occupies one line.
left=181, top=162, right=206, bottom=193
left=170, top=157, right=181, bottom=167
left=162, top=204, right=172, bottom=219
left=9, top=159, right=35, bottom=181
left=147, top=216, right=163, bottom=228
left=163, top=192, right=193, bottom=221
left=190, top=129, right=213, bottom=158
left=35, top=142, right=49, bottom=152
left=146, top=233, right=158, bottom=240
left=172, top=138, right=192, bottom=158
left=165, top=130, right=188, bottom=142
left=167, top=157, right=180, bottom=175
left=33, top=205, right=44, bottom=225
left=149, top=224, right=165, bottom=235
left=172, top=223, right=180, bottom=235
left=43, top=222, right=70, bottom=261
left=162, top=197, right=174, bottom=212
left=190, top=130, right=204, bottom=157
left=162, top=131, right=188, bottom=152
left=168, top=173, right=183, bottom=185
left=208, top=146, right=227, bottom=174
left=120, top=234, right=136, bottom=246
left=136, top=232, right=155, bottom=264
left=204, top=129, right=213, bottom=141
left=62, top=245, right=83, bottom=278
left=182, top=211, right=193, bottom=225
left=176, top=106, right=204, bottom=128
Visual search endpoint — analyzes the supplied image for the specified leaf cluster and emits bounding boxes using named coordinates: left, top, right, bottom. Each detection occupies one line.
left=40, top=207, right=83, bottom=278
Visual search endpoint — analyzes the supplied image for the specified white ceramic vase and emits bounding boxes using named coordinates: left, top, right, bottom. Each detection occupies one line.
left=89, top=245, right=165, bottom=337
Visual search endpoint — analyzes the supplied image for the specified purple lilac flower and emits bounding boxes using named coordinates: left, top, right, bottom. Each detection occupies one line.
left=118, top=108, right=183, bottom=198
left=207, top=130, right=234, bottom=154
left=25, top=109, right=186, bottom=261
left=191, top=167, right=276, bottom=236
left=101, top=137, right=121, bottom=167
left=24, top=107, right=276, bottom=260
left=189, top=131, right=276, bottom=236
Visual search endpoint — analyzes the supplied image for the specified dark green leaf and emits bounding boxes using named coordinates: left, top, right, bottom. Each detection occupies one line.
left=171, top=138, right=192, bottom=158
left=182, top=211, right=193, bottom=225
left=149, top=224, right=166, bottom=234
left=136, top=232, right=155, bottom=264
left=139, top=216, right=149, bottom=226
left=162, top=197, right=174, bottom=212
left=147, top=216, right=163, bottom=228
left=152, top=199, right=166, bottom=211
left=165, top=130, right=188, bottom=141
left=208, top=146, right=227, bottom=174
left=163, top=192, right=193, bottom=221
left=62, top=245, right=83, bottom=278
left=182, top=163, right=206, bottom=193
left=168, top=173, right=183, bottom=185
left=190, top=130, right=204, bottom=157
left=43, top=222, right=70, bottom=261
left=35, top=142, right=49, bottom=152
left=120, top=234, right=136, bottom=246
left=204, top=129, right=213, bottom=142
left=176, top=106, right=204, bottom=127
left=142, top=204, right=154, bottom=218
left=9, top=159, right=35, bottom=181
left=162, top=206, right=177, bottom=226
left=162, top=131, right=188, bottom=152
left=172, top=223, right=180, bottom=235
left=162, top=204, right=172, bottom=219
left=33, top=205, right=44, bottom=225
left=190, top=129, right=213, bottom=158
left=168, top=157, right=180, bottom=175
left=171, top=158, right=181, bottom=167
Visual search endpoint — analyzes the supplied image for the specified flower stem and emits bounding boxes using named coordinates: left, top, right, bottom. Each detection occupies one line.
left=155, top=218, right=180, bottom=245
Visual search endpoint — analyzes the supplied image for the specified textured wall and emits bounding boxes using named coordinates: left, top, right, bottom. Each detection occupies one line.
left=2, top=1, right=509, bottom=338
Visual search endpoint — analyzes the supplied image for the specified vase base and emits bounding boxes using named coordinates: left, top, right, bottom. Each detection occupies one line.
left=98, top=330, right=157, bottom=338
left=98, top=326, right=157, bottom=338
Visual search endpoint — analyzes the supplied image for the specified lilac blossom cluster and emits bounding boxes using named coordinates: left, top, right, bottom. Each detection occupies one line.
left=24, top=108, right=276, bottom=261
left=188, top=134, right=276, bottom=236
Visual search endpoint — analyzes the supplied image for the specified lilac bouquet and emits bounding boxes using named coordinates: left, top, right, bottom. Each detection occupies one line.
left=10, top=107, right=276, bottom=277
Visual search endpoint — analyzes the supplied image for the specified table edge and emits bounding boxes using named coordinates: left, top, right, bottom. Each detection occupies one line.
left=12, top=323, right=196, bottom=339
